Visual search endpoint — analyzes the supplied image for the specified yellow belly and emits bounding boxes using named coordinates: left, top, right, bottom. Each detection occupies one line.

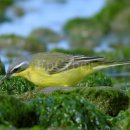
left=15, top=65, right=93, bottom=87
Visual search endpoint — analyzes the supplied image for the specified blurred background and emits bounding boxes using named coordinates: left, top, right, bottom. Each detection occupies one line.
left=0, top=0, right=130, bottom=82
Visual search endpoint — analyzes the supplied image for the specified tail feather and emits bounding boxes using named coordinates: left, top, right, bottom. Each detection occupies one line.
left=93, top=61, right=130, bottom=71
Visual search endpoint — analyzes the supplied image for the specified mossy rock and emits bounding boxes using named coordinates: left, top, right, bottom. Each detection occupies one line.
left=77, top=87, right=129, bottom=116
left=0, top=35, right=46, bottom=56
left=29, top=28, right=61, bottom=43
left=0, top=95, right=37, bottom=128
left=30, top=93, right=114, bottom=129
left=0, top=75, right=37, bottom=95
left=77, top=73, right=114, bottom=87
left=37, top=86, right=129, bottom=117
left=112, top=108, right=130, bottom=130
left=63, top=18, right=103, bottom=49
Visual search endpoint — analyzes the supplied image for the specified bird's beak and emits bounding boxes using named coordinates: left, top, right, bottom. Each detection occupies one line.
left=0, top=74, right=10, bottom=85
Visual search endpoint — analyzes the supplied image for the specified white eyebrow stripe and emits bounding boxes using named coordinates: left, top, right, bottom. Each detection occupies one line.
left=14, top=61, right=29, bottom=69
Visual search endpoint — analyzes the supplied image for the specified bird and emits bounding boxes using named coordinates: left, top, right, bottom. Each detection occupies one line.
left=1, top=52, right=130, bottom=87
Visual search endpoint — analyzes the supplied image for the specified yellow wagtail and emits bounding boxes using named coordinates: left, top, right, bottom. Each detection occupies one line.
left=1, top=52, right=130, bottom=87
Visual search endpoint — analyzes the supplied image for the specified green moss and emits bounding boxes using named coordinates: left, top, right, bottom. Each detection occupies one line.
left=31, top=93, right=114, bottom=129
left=112, top=108, right=130, bottom=130
left=0, top=95, right=37, bottom=128
left=20, top=126, right=84, bottom=130
left=77, top=87, right=129, bottom=116
left=39, top=86, right=128, bottom=117
left=77, top=73, right=114, bottom=87
left=0, top=75, right=36, bottom=95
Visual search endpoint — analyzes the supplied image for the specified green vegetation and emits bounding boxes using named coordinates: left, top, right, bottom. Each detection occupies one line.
left=0, top=71, right=129, bottom=129
left=0, top=95, right=37, bottom=128
left=0, top=0, right=130, bottom=129
left=77, top=73, right=114, bottom=87
left=0, top=75, right=36, bottom=95
left=112, top=108, right=130, bottom=130
left=78, top=87, right=129, bottom=116
left=31, top=93, right=114, bottom=129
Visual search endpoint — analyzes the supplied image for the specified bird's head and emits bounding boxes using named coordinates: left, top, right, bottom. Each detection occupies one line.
left=0, top=57, right=31, bottom=85
left=6, top=57, right=30, bottom=78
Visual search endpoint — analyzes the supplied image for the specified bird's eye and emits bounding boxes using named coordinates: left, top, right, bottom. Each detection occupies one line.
left=12, top=67, right=19, bottom=73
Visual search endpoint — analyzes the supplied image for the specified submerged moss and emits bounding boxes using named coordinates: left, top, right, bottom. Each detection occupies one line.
left=31, top=93, right=114, bottom=129
left=77, top=73, right=114, bottom=87
left=0, top=75, right=36, bottom=95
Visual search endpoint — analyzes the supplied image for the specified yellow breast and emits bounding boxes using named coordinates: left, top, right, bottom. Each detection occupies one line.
left=15, top=65, right=93, bottom=87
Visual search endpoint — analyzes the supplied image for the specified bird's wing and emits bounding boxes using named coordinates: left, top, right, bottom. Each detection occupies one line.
left=48, top=55, right=104, bottom=74
left=32, top=52, right=104, bottom=74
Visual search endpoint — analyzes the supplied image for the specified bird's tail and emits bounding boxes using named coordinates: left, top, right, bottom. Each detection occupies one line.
left=93, top=61, right=130, bottom=71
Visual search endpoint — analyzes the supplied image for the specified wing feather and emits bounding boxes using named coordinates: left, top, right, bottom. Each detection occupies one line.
left=48, top=55, right=104, bottom=74
left=31, top=52, right=104, bottom=74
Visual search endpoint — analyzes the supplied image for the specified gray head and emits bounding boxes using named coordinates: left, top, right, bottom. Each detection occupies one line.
left=6, top=56, right=31, bottom=78
left=0, top=56, right=31, bottom=85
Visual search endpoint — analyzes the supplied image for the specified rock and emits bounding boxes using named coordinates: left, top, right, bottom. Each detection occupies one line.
left=29, top=28, right=61, bottom=43
left=0, top=34, right=46, bottom=59
left=63, top=18, right=104, bottom=49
